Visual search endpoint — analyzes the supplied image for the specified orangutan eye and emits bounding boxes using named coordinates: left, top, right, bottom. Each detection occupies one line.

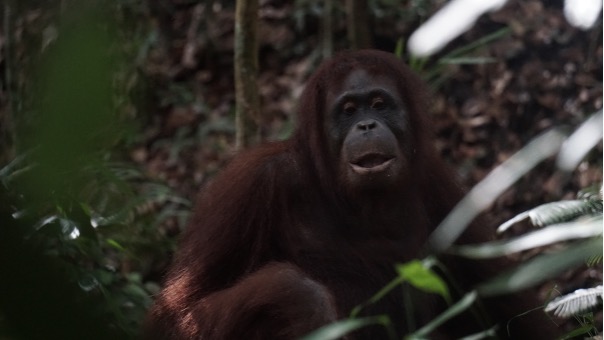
left=371, top=97, right=385, bottom=110
left=343, top=102, right=357, bottom=115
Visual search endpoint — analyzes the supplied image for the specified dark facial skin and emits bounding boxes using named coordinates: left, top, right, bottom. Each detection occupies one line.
left=325, top=69, right=411, bottom=190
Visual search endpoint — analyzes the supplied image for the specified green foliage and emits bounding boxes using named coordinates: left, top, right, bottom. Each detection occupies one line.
left=452, top=217, right=602, bottom=258
left=301, top=315, right=395, bottom=340
left=432, top=113, right=602, bottom=337
left=407, top=27, right=511, bottom=88
left=429, top=129, right=568, bottom=252
left=560, top=321, right=599, bottom=340
left=497, top=187, right=602, bottom=233
left=545, top=286, right=603, bottom=318
left=1, top=143, right=185, bottom=339
left=395, top=260, right=451, bottom=303
left=1, top=1, right=600, bottom=339
left=406, top=292, right=479, bottom=339
left=476, top=238, right=602, bottom=297
left=348, top=259, right=450, bottom=320
left=312, top=259, right=453, bottom=339
left=0, top=1, right=186, bottom=338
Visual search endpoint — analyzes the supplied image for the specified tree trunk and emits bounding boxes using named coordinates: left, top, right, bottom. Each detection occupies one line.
left=345, top=0, right=372, bottom=49
left=321, top=0, right=334, bottom=59
left=234, top=0, right=260, bottom=150
left=1, top=1, right=15, bottom=165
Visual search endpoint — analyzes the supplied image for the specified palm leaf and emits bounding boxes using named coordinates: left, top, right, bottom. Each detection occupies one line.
left=545, top=286, right=603, bottom=318
left=453, top=217, right=602, bottom=259
left=498, top=199, right=602, bottom=233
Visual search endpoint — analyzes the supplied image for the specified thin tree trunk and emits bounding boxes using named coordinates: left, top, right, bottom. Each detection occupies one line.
left=321, top=0, right=334, bottom=59
left=1, top=1, right=15, bottom=165
left=181, top=4, right=204, bottom=69
left=234, top=0, right=260, bottom=150
left=345, top=0, right=372, bottom=49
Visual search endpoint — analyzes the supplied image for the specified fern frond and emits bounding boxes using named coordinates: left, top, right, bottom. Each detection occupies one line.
left=577, top=184, right=603, bottom=201
left=498, top=199, right=602, bottom=233
left=497, top=211, right=531, bottom=233
left=586, top=255, right=603, bottom=267
left=545, top=285, right=603, bottom=318
left=454, top=218, right=602, bottom=258
left=529, top=200, right=601, bottom=226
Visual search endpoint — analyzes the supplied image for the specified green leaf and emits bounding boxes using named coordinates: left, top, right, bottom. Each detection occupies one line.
left=498, top=199, right=602, bottom=233
left=544, top=285, right=603, bottom=318
left=300, top=316, right=394, bottom=340
left=477, top=238, right=603, bottom=296
left=350, top=276, right=404, bottom=318
left=394, top=38, right=405, bottom=58
left=557, top=110, right=603, bottom=171
left=560, top=323, right=597, bottom=340
left=444, top=27, right=511, bottom=59
left=428, top=129, right=567, bottom=252
left=458, top=325, right=499, bottom=340
left=396, top=260, right=450, bottom=302
left=106, top=238, right=125, bottom=251
left=406, top=291, right=478, bottom=339
left=123, top=283, right=150, bottom=300
left=452, top=217, right=603, bottom=258
left=439, top=57, right=497, bottom=65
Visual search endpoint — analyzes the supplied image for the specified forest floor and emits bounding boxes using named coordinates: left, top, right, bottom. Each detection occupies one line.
left=140, top=0, right=601, bottom=205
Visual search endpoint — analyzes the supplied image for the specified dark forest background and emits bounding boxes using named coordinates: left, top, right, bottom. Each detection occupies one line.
left=0, top=0, right=601, bottom=339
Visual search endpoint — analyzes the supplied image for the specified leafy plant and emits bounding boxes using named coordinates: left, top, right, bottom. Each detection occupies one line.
left=303, top=258, right=450, bottom=340
left=397, top=27, right=510, bottom=89
left=439, top=112, right=603, bottom=338
left=0, top=2, right=187, bottom=338
left=497, top=189, right=602, bottom=233
left=545, top=286, right=603, bottom=318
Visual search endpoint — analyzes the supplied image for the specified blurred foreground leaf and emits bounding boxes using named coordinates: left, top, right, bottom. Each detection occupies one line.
left=477, top=238, right=603, bottom=296
left=300, top=315, right=394, bottom=340
left=20, top=2, right=118, bottom=207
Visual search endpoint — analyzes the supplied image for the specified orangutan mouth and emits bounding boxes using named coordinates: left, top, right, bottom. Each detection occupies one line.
left=350, top=153, right=395, bottom=174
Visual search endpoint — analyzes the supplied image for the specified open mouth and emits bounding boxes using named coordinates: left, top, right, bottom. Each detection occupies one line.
left=350, top=153, right=395, bottom=174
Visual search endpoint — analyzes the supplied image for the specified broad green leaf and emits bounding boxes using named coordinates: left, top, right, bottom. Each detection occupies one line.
left=396, top=260, right=450, bottom=301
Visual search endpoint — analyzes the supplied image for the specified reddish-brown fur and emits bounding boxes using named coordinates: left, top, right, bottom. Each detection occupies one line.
left=144, top=50, right=558, bottom=339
